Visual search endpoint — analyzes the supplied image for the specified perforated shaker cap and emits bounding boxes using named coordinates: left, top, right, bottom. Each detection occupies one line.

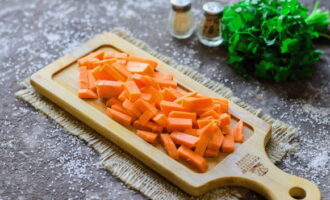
left=170, top=0, right=192, bottom=11
left=203, top=2, right=223, bottom=16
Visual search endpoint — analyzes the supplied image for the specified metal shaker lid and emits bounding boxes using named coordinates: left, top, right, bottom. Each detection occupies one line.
left=170, top=0, right=192, bottom=12
left=203, top=2, right=223, bottom=15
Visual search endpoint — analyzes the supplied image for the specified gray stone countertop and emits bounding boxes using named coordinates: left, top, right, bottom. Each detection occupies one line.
left=0, top=0, right=329, bottom=199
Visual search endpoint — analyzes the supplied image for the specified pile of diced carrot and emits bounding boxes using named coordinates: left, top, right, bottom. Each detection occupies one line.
left=77, top=50, right=245, bottom=172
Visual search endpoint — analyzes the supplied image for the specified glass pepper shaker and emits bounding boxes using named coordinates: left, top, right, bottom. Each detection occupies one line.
left=168, top=0, right=194, bottom=39
left=197, top=2, right=224, bottom=47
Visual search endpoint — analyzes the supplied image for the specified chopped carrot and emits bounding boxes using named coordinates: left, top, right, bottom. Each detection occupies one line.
left=134, top=120, right=162, bottom=133
left=233, top=120, right=244, bottom=143
left=160, top=134, right=179, bottom=160
left=182, top=97, right=214, bottom=113
left=131, top=74, right=144, bottom=88
left=78, top=89, right=98, bottom=99
left=212, top=97, right=229, bottom=113
left=106, top=98, right=122, bottom=107
left=140, top=93, right=153, bottom=102
left=125, top=80, right=141, bottom=102
left=208, top=126, right=224, bottom=151
left=134, top=99, right=158, bottom=115
left=160, top=100, right=184, bottom=115
left=93, top=59, right=117, bottom=67
left=204, top=148, right=218, bottom=157
left=133, top=120, right=151, bottom=131
left=127, top=55, right=158, bottom=69
left=174, top=91, right=198, bottom=104
left=167, top=118, right=192, bottom=131
left=178, top=145, right=208, bottom=173
left=221, top=126, right=235, bottom=153
left=219, top=113, right=231, bottom=127
left=183, top=129, right=199, bottom=136
left=79, top=66, right=89, bottom=89
left=156, top=79, right=177, bottom=88
left=199, top=110, right=220, bottom=119
left=139, top=111, right=154, bottom=125
left=197, top=118, right=219, bottom=128
left=168, top=111, right=197, bottom=124
left=96, top=80, right=124, bottom=99
left=212, top=104, right=222, bottom=114
left=195, top=122, right=217, bottom=156
left=122, top=99, right=142, bottom=117
left=106, top=108, right=132, bottom=127
left=87, top=70, right=96, bottom=92
left=126, top=61, right=154, bottom=74
left=141, top=86, right=164, bottom=106
left=103, top=63, right=126, bottom=82
left=152, top=113, right=168, bottom=126
left=112, top=62, right=132, bottom=79
left=92, top=65, right=114, bottom=81
left=136, top=130, right=158, bottom=144
left=162, top=88, right=177, bottom=101
left=118, top=90, right=128, bottom=102
left=111, top=103, right=131, bottom=116
left=104, top=52, right=128, bottom=60
left=222, top=124, right=232, bottom=135
left=170, top=131, right=199, bottom=148
left=153, top=72, right=173, bottom=81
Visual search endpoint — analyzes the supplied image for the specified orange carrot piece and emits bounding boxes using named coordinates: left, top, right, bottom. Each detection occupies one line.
left=233, top=119, right=244, bottom=143
left=152, top=113, right=168, bottom=126
left=79, top=66, right=89, bottom=89
left=131, top=74, right=144, bottom=88
left=125, top=80, right=141, bottom=102
left=111, top=103, right=131, bottom=116
left=93, top=59, right=117, bottom=67
left=222, top=124, right=232, bottom=135
left=103, top=63, right=126, bottom=82
left=134, top=120, right=163, bottom=133
left=156, top=79, right=177, bottom=88
left=195, top=122, right=217, bottom=156
left=197, top=118, right=219, bottom=128
left=126, top=62, right=154, bottom=74
left=174, top=91, right=199, bottom=104
left=212, top=97, right=229, bottom=113
left=96, top=80, right=124, bottom=99
left=133, top=120, right=151, bottom=131
left=212, top=104, right=222, bottom=114
left=92, top=65, right=115, bottom=81
left=134, top=98, right=158, bottom=115
left=112, top=62, right=132, bottom=79
left=167, top=118, right=192, bottom=131
left=160, top=100, right=184, bottom=115
left=208, top=126, right=224, bottom=151
left=136, top=130, right=158, bottom=143
left=183, top=129, right=199, bottom=136
left=122, top=99, right=142, bottom=117
left=78, top=89, right=98, bottom=99
left=182, top=97, right=214, bottom=113
left=168, top=111, right=197, bottom=124
left=200, top=110, right=220, bottom=119
left=140, top=93, right=153, bottom=102
left=106, top=108, right=132, bottom=127
left=160, top=134, right=179, bottom=160
left=139, top=111, right=154, bottom=125
left=87, top=70, right=96, bottom=92
left=162, top=88, right=177, bottom=101
left=127, top=55, right=158, bottom=69
left=170, top=131, right=199, bottom=148
left=221, top=125, right=235, bottom=153
left=219, top=113, right=231, bottom=127
left=118, top=90, right=128, bottom=102
left=106, top=98, right=122, bottom=107
left=178, top=145, right=208, bottom=173
left=104, top=52, right=128, bottom=60
left=141, top=86, right=164, bottom=106
left=153, top=72, right=173, bottom=81
left=204, top=148, right=219, bottom=157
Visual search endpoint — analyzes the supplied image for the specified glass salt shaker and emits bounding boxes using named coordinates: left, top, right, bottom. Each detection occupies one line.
left=197, top=2, right=224, bottom=47
left=168, top=0, right=194, bottom=39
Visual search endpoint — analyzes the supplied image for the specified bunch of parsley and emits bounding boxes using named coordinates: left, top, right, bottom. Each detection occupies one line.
left=221, top=0, right=330, bottom=82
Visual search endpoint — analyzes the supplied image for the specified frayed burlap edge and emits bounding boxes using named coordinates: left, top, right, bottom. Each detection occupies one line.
left=15, top=29, right=297, bottom=200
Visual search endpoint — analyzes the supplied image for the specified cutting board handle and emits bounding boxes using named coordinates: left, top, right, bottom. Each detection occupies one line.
left=223, top=139, right=321, bottom=200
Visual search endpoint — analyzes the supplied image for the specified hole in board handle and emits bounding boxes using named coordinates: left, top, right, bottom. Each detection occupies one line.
left=289, top=187, right=306, bottom=199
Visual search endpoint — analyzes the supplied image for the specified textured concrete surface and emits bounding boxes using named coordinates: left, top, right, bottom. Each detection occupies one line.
left=0, top=0, right=329, bottom=199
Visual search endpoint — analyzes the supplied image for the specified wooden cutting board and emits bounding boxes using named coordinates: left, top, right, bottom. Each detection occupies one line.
left=30, top=33, right=320, bottom=199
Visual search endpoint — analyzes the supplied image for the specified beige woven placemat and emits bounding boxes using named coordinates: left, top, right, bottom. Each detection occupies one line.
left=15, top=29, right=297, bottom=200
